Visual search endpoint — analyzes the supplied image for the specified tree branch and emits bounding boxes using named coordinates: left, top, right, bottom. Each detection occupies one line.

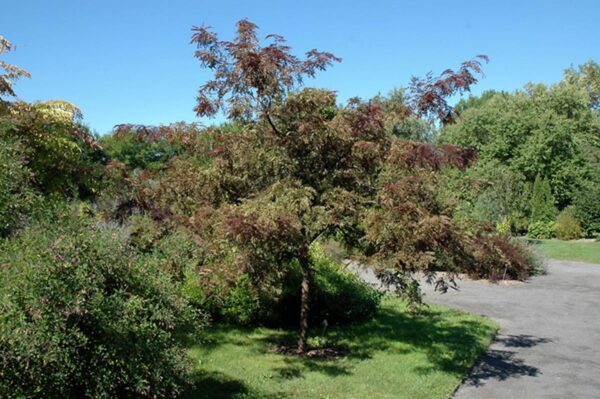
left=266, top=111, right=283, bottom=136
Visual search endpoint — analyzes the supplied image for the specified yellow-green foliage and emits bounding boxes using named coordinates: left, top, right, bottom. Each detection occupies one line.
left=555, top=207, right=583, bottom=240
left=0, top=100, right=103, bottom=196
left=496, top=216, right=512, bottom=236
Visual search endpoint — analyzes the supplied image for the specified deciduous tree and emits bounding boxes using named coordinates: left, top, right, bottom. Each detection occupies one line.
left=106, top=20, right=525, bottom=354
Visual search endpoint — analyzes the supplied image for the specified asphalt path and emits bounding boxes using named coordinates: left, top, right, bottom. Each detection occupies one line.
left=420, top=260, right=600, bottom=399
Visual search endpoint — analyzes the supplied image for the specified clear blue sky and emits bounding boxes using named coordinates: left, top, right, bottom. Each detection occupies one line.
left=2, top=0, right=598, bottom=134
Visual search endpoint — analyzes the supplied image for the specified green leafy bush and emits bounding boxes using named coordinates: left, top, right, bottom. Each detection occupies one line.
left=0, top=213, right=201, bottom=398
left=100, top=129, right=184, bottom=172
left=528, top=220, right=556, bottom=239
left=308, top=244, right=382, bottom=324
left=183, top=242, right=382, bottom=327
left=272, top=244, right=382, bottom=327
left=128, top=214, right=167, bottom=252
left=0, top=101, right=103, bottom=197
left=220, top=274, right=264, bottom=325
left=0, top=138, right=37, bottom=236
left=573, top=182, right=600, bottom=237
left=555, top=207, right=583, bottom=240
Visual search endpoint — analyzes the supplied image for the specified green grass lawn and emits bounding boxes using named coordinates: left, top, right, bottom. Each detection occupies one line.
left=528, top=239, right=600, bottom=264
left=184, top=297, right=498, bottom=399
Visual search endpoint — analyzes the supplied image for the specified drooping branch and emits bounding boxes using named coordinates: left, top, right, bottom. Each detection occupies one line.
left=266, top=112, right=283, bottom=136
left=409, top=55, right=488, bottom=124
left=0, top=35, right=31, bottom=101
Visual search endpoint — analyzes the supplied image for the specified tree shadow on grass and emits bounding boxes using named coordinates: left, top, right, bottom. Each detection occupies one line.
left=184, top=370, right=288, bottom=399
left=187, top=302, right=544, bottom=395
left=253, top=304, right=497, bottom=378
left=270, top=355, right=354, bottom=380
left=333, top=306, right=495, bottom=376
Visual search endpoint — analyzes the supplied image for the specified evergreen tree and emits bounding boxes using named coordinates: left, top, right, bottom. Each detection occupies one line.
left=530, top=175, right=557, bottom=222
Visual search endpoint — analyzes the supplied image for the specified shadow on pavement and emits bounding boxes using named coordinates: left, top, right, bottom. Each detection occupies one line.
left=463, top=334, right=550, bottom=387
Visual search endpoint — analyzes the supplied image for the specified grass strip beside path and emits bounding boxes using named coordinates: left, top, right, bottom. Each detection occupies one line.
left=529, top=239, right=600, bottom=264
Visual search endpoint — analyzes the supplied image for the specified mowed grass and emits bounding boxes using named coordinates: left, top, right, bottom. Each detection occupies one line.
left=184, top=297, right=498, bottom=399
left=529, top=239, right=600, bottom=264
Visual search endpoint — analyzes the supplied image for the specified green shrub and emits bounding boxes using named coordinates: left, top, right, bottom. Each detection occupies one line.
left=309, top=243, right=382, bottom=324
left=530, top=175, right=557, bottom=223
left=0, top=138, right=38, bottom=236
left=220, top=274, right=264, bottom=325
left=0, top=214, right=201, bottom=398
left=100, top=130, right=183, bottom=172
left=275, top=243, right=382, bottom=327
left=528, top=220, right=556, bottom=239
left=573, top=181, right=600, bottom=237
left=183, top=242, right=382, bottom=327
left=188, top=271, right=277, bottom=326
left=128, top=214, right=167, bottom=252
left=555, top=207, right=583, bottom=240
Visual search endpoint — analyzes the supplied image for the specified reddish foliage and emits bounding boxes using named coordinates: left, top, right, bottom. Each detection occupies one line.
left=381, top=176, right=440, bottom=214
left=387, top=140, right=477, bottom=171
left=409, top=55, right=488, bottom=124
left=191, top=19, right=341, bottom=121
left=112, top=122, right=202, bottom=144
left=339, top=98, right=386, bottom=142
left=440, top=144, right=478, bottom=169
left=468, top=228, right=532, bottom=281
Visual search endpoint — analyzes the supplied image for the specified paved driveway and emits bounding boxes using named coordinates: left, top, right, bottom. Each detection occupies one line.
left=422, top=260, right=600, bottom=399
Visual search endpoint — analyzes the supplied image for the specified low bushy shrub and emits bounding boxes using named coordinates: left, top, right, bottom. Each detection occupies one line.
left=527, top=220, right=556, bottom=239
left=220, top=274, right=266, bottom=325
left=468, top=231, right=542, bottom=280
left=312, top=250, right=382, bottom=324
left=0, top=213, right=201, bottom=398
left=555, top=207, right=583, bottom=240
left=128, top=213, right=167, bottom=252
left=183, top=242, right=382, bottom=327
left=275, top=244, right=382, bottom=327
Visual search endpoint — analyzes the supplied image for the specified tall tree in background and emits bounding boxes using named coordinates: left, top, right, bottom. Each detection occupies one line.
left=1, top=35, right=102, bottom=199
left=441, top=70, right=600, bottom=210
left=564, top=60, right=600, bottom=110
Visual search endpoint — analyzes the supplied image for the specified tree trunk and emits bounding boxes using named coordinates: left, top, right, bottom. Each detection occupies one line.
left=297, top=255, right=311, bottom=354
